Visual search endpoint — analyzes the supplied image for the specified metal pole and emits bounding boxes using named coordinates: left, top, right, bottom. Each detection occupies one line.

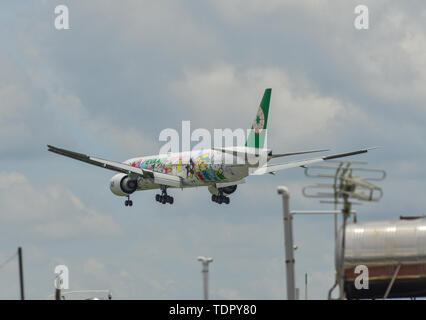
left=305, top=273, right=308, bottom=300
left=277, top=186, right=296, bottom=300
left=337, top=214, right=348, bottom=299
left=334, top=212, right=338, bottom=240
left=203, top=263, right=208, bottom=300
left=55, top=288, right=61, bottom=300
left=197, top=256, right=213, bottom=300
left=18, top=247, right=24, bottom=300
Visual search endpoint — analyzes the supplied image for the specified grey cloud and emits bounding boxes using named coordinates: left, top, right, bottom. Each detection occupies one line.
left=0, top=171, right=123, bottom=239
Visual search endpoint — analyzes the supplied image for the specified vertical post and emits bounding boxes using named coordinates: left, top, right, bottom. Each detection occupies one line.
left=338, top=197, right=351, bottom=300
left=197, top=256, right=213, bottom=300
left=334, top=213, right=338, bottom=240
left=18, top=247, right=24, bottom=300
left=305, top=273, right=308, bottom=300
left=202, top=263, right=208, bottom=300
left=277, top=186, right=296, bottom=300
left=55, top=288, right=61, bottom=300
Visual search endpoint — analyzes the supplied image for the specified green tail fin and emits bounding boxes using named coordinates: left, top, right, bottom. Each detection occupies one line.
left=245, top=88, right=271, bottom=149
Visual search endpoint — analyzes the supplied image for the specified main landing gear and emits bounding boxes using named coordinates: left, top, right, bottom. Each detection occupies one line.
left=211, top=193, right=230, bottom=204
left=155, top=186, right=174, bottom=205
left=124, top=195, right=133, bottom=207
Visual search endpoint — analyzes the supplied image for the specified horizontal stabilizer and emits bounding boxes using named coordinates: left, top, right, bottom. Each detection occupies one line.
left=271, top=149, right=329, bottom=159
left=251, top=147, right=374, bottom=175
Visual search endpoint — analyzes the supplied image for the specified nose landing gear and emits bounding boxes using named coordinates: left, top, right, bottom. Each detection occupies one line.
left=124, top=195, right=133, bottom=207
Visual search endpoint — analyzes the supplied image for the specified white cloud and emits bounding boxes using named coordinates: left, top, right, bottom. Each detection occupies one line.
left=0, top=172, right=123, bottom=239
left=74, top=0, right=223, bottom=63
left=207, top=0, right=302, bottom=22
left=209, top=0, right=426, bottom=108
left=0, top=52, right=160, bottom=156
left=0, top=85, right=32, bottom=141
left=171, top=64, right=368, bottom=150
left=343, top=6, right=426, bottom=106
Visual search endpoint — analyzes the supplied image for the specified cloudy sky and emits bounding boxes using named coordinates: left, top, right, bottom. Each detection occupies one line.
left=1, top=0, right=426, bottom=299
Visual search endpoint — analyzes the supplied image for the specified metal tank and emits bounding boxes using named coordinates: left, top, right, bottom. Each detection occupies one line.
left=336, top=216, right=426, bottom=299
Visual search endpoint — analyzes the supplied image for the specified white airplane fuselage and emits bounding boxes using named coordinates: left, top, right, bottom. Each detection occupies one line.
left=110, top=148, right=265, bottom=195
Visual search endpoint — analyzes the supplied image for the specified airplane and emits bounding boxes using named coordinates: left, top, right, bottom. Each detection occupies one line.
left=47, top=88, right=373, bottom=206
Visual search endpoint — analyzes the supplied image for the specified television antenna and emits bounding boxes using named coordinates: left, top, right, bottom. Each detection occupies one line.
left=302, top=160, right=385, bottom=299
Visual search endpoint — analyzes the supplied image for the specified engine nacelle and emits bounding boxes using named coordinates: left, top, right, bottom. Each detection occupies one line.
left=110, top=173, right=138, bottom=196
left=208, top=184, right=237, bottom=195
left=221, top=185, right=237, bottom=195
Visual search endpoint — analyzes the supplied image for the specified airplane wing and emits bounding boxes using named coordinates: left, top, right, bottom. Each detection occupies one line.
left=47, top=145, right=182, bottom=188
left=270, top=149, right=329, bottom=158
left=250, top=148, right=375, bottom=175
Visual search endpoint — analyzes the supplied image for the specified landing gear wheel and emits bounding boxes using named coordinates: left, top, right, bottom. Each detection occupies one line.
left=211, top=193, right=230, bottom=204
left=156, top=186, right=174, bottom=205
left=125, top=195, right=133, bottom=207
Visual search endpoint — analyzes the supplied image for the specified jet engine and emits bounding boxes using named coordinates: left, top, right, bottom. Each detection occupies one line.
left=110, top=173, right=138, bottom=196
left=208, top=184, right=237, bottom=195
left=220, top=185, right=237, bottom=195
